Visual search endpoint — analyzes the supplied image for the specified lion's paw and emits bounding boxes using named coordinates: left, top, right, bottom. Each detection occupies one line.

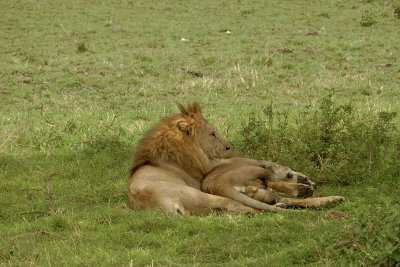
left=297, top=176, right=317, bottom=190
left=297, top=184, right=314, bottom=198
left=332, top=196, right=345, bottom=202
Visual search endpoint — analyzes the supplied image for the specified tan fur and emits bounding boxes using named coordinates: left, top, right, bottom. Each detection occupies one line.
left=128, top=103, right=343, bottom=215
left=202, top=159, right=345, bottom=209
left=128, top=103, right=257, bottom=215
left=130, top=104, right=209, bottom=182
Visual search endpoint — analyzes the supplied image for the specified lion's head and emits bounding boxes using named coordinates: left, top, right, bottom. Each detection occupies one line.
left=130, top=103, right=230, bottom=182
left=263, top=162, right=317, bottom=190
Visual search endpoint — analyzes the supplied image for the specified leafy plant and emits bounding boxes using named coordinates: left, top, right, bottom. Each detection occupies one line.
left=393, top=1, right=400, bottom=19
left=360, top=9, right=377, bottom=26
left=322, top=207, right=400, bottom=265
left=76, top=41, right=88, bottom=53
left=237, top=93, right=400, bottom=185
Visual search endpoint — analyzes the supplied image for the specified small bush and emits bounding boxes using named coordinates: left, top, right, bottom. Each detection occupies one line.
left=393, top=2, right=400, bottom=19
left=360, top=9, right=377, bottom=26
left=76, top=42, right=88, bottom=53
left=321, top=207, right=400, bottom=265
left=236, top=93, right=400, bottom=185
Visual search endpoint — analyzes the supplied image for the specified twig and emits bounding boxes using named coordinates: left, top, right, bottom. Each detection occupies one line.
left=317, top=153, right=324, bottom=173
left=19, top=211, right=47, bottom=223
left=76, top=140, right=96, bottom=144
left=45, top=172, right=58, bottom=213
left=20, top=211, right=47, bottom=216
left=225, top=125, right=230, bottom=137
left=104, top=114, right=117, bottom=132
left=59, top=24, right=78, bottom=43
left=40, top=105, right=55, bottom=126
left=20, top=188, right=42, bottom=201
left=19, top=214, right=28, bottom=224
left=11, top=230, right=42, bottom=240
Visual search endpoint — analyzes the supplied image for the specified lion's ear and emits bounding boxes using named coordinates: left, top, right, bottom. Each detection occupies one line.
left=178, top=103, right=202, bottom=116
left=177, top=120, right=194, bottom=137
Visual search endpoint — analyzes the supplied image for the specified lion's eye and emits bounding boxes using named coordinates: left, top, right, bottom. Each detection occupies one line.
left=211, top=133, right=216, bottom=137
left=287, top=173, right=293, bottom=178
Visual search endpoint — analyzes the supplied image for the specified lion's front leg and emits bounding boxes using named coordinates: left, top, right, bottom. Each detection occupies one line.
left=266, top=181, right=314, bottom=198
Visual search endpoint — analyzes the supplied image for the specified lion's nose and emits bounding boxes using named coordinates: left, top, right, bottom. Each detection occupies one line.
left=225, top=146, right=231, bottom=151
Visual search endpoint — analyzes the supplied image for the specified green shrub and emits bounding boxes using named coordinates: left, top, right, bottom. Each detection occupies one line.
left=393, top=1, right=400, bottom=19
left=360, top=9, right=377, bottom=26
left=236, top=93, right=400, bottom=185
left=321, top=207, right=400, bottom=265
left=76, top=41, right=88, bottom=53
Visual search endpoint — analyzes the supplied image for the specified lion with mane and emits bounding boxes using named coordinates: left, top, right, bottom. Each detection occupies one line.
left=128, top=103, right=257, bottom=215
left=128, top=103, right=344, bottom=215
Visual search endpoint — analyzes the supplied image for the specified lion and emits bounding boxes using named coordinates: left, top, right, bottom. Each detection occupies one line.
left=128, top=103, right=344, bottom=215
left=128, top=103, right=261, bottom=215
left=202, top=159, right=345, bottom=211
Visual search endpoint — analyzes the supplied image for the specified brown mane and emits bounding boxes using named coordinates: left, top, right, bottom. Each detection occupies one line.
left=129, top=103, right=213, bottom=182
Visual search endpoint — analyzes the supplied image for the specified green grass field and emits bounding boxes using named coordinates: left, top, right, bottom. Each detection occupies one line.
left=1, top=0, right=400, bottom=265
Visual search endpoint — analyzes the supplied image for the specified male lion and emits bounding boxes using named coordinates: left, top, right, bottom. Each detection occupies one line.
left=128, top=103, right=260, bottom=215
left=128, top=103, right=344, bottom=215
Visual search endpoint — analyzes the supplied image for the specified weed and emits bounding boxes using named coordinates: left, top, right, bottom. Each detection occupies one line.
left=360, top=9, right=377, bottom=26
left=240, top=9, right=256, bottom=16
left=393, top=1, right=400, bottom=18
left=319, top=12, right=331, bottom=18
left=237, top=93, right=400, bottom=185
left=49, top=214, right=72, bottom=231
left=321, top=207, right=400, bottom=265
left=76, top=42, right=88, bottom=53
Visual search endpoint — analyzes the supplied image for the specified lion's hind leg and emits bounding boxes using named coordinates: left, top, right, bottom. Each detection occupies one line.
left=176, top=185, right=259, bottom=215
left=130, top=185, right=258, bottom=215
left=276, top=196, right=345, bottom=208
left=242, top=187, right=344, bottom=209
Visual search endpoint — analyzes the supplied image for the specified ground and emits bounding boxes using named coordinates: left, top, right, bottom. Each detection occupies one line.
left=1, top=0, right=399, bottom=265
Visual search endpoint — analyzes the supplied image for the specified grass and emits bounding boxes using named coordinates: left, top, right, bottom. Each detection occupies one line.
left=1, top=0, right=400, bottom=265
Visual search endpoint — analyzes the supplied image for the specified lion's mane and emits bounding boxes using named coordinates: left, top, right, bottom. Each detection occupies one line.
left=129, top=103, right=213, bottom=182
